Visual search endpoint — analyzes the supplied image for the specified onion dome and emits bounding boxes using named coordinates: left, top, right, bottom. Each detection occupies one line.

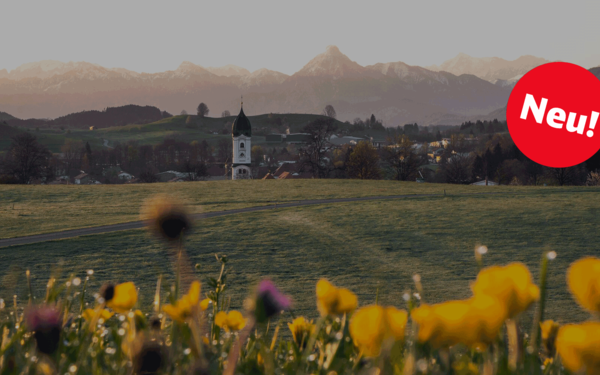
left=232, top=105, right=251, bottom=137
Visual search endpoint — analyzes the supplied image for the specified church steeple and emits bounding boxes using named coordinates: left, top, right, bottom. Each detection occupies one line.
left=231, top=101, right=251, bottom=137
left=231, top=99, right=252, bottom=180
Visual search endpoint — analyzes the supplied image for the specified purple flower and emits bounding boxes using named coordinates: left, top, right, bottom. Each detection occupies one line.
left=255, top=280, right=291, bottom=323
left=26, top=305, right=63, bottom=355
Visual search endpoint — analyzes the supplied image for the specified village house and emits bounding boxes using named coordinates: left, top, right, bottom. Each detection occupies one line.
left=74, top=173, right=90, bottom=185
left=155, top=170, right=187, bottom=182
left=118, top=171, right=134, bottom=181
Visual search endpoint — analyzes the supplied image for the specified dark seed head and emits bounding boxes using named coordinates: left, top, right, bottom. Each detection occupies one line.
left=100, top=284, right=115, bottom=302
left=149, top=317, right=162, bottom=331
left=158, top=214, right=189, bottom=240
left=142, top=196, right=192, bottom=242
left=133, top=341, right=166, bottom=375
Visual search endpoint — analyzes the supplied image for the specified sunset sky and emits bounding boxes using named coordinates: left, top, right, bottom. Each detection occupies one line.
left=2, top=0, right=599, bottom=74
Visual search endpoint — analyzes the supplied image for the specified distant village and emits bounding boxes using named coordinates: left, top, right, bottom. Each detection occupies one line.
left=1, top=104, right=598, bottom=186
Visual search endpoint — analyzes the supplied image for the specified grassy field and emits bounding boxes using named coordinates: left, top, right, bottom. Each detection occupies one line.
left=1, top=181, right=599, bottom=326
left=0, top=180, right=579, bottom=239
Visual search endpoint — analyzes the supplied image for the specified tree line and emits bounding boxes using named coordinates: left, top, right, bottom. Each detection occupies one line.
left=2, top=117, right=599, bottom=186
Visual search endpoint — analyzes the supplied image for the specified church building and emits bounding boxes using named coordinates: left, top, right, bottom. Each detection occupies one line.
left=231, top=101, right=252, bottom=179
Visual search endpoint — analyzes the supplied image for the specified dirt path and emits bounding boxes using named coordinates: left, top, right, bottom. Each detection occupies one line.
left=0, top=192, right=490, bottom=248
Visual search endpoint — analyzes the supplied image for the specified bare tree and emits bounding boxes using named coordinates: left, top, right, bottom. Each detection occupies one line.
left=3, top=133, right=52, bottom=184
left=346, top=141, right=381, bottom=180
left=221, top=110, right=231, bottom=117
left=61, top=139, right=84, bottom=176
left=217, top=138, right=232, bottom=162
left=138, top=170, right=158, bottom=183
left=251, top=145, right=265, bottom=170
left=183, top=159, right=208, bottom=181
left=442, top=153, right=473, bottom=184
left=586, top=171, right=600, bottom=186
left=180, top=110, right=188, bottom=115
left=548, top=166, right=586, bottom=186
left=383, top=135, right=422, bottom=181
left=322, top=105, right=337, bottom=119
left=197, top=103, right=209, bottom=117
left=298, top=118, right=337, bottom=178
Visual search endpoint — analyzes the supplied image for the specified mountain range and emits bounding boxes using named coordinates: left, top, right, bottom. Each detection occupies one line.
left=0, top=47, right=579, bottom=126
left=426, top=53, right=550, bottom=83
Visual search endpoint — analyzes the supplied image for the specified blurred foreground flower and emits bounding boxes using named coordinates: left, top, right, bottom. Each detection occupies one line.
left=163, top=281, right=201, bottom=323
left=141, top=195, right=191, bottom=242
left=316, top=279, right=358, bottom=316
left=540, top=319, right=560, bottom=357
left=556, top=322, right=600, bottom=375
left=350, top=305, right=408, bottom=357
left=566, top=257, right=600, bottom=314
left=254, top=280, right=291, bottom=323
left=26, top=305, right=63, bottom=355
left=102, top=282, right=138, bottom=313
left=131, top=337, right=167, bottom=375
left=288, top=317, right=315, bottom=349
left=200, top=298, right=210, bottom=311
left=215, top=310, right=246, bottom=331
left=412, top=294, right=506, bottom=348
left=471, top=262, right=539, bottom=318
left=82, top=308, right=114, bottom=322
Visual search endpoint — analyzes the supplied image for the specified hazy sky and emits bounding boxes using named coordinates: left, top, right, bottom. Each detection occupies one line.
left=2, top=0, right=599, bottom=74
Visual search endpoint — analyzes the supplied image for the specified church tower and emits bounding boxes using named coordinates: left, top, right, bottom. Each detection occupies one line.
left=231, top=100, right=252, bottom=179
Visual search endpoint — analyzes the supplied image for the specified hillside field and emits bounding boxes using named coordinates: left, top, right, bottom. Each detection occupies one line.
left=0, top=180, right=599, bottom=326
left=0, top=113, right=380, bottom=152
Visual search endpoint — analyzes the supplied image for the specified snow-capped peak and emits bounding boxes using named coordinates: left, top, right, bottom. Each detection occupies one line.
left=205, top=65, right=251, bottom=77
left=7, top=60, right=103, bottom=80
left=293, top=45, right=365, bottom=77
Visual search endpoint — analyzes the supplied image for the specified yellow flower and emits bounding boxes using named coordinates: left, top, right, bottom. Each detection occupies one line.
left=567, top=257, right=600, bottom=313
left=200, top=298, right=210, bottom=311
left=214, top=311, right=227, bottom=327
left=288, top=317, right=315, bottom=348
left=82, top=308, right=114, bottom=322
left=214, top=310, right=247, bottom=332
left=163, top=281, right=201, bottom=323
left=316, top=279, right=358, bottom=316
left=385, top=307, right=409, bottom=341
left=556, top=322, right=600, bottom=375
left=412, top=300, right=470, bottom=348
left=471, top=262, right=539, bottom=318
left=540, top=320, right=560, bottom=356
left=349, top=305, right=408, bottom=357
left=107, top=282, right=138, bottom=314
left=412, top=294, right=506, bottom=349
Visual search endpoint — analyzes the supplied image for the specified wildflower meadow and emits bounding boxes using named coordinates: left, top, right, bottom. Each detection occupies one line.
left=1, top=196, right=599, bottom=375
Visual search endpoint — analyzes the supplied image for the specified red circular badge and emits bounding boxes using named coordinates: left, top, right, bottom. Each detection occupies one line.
left=507, top=62, right=600, bottom=168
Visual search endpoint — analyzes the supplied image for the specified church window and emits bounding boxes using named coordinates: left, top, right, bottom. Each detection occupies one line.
left=240, top=142, right=245, bottom=149
left=240, top=153, right=245, bottom=158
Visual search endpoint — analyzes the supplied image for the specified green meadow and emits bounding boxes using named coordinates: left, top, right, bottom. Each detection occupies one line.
left=1, top=113, right=367, bottom=152
left=0, top=180, right=533, bottom=239
left=1, top=181, right=599, bottom=326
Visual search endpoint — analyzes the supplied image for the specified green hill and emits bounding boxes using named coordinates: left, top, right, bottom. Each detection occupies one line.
left=0, top=113, right=374, bottom=153
left=0, top=122, right=26, bottom=150
left=0, top=111, right=17, bottom=121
